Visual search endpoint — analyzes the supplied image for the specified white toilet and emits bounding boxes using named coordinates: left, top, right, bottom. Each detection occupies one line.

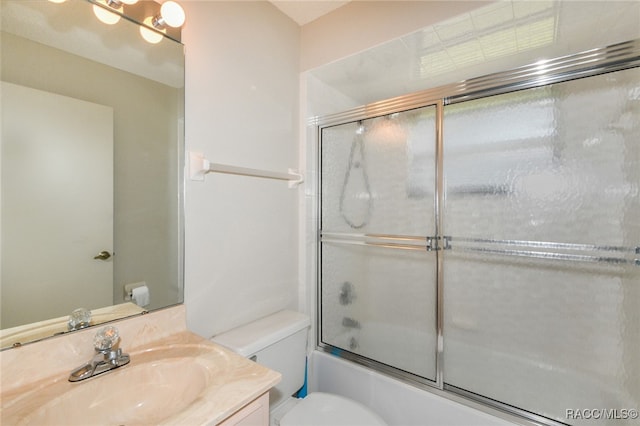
left=211, top=310, right=387, bottom=426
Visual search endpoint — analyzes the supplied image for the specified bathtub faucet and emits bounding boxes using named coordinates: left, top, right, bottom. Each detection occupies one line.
left=68, top=326, right=130, bottom=382
left=339, top=281, right=355, bottom=305
left=342, top=317, right=361, bottom=329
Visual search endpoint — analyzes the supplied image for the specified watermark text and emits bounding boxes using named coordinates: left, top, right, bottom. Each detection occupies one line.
left=566, top=408, right=638, bottom=421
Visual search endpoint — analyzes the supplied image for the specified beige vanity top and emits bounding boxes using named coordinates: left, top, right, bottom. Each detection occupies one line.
left=0, top=302, right=146, bottom=349
left=0, top=305, right=281, bottom=425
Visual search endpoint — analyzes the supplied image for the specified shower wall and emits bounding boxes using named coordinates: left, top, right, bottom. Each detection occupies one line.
left=317, top=64, right=639, bottom=425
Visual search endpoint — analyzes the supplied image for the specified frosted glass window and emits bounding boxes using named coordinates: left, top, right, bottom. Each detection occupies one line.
left=443, top=67, right=640, bottom=425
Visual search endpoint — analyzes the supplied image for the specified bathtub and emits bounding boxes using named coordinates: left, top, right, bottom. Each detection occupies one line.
left=312, top=319, right=635, bottom=426
left=308, top=350, right=519, bottom=426
left=313, top=318, right=519, bottom=426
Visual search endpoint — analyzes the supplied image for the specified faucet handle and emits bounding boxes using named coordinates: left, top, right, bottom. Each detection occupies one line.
left=68, top=307, right=92, bottom=331
left=94, top=326, right=120, bottom=352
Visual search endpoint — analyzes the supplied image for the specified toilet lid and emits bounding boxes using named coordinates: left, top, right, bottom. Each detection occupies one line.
left=279, top=392, right=387, bottom=426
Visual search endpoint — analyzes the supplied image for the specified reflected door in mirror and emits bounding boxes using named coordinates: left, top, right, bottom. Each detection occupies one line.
left=1, top=82, right=113, bottom=328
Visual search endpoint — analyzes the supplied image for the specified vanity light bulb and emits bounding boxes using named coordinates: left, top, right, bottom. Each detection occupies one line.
left=48, top=0, right=67, bottom=3
left=159, top=1, right=185, bottom=28
left=120, top=0, right=139, bottom=4
left=140, top=17, right=164, bottom=44
left=93, top=4, right=121, bottom=25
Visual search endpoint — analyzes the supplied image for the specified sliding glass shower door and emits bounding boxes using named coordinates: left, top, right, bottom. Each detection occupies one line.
left=319, top=105, right=439, bottom=381
left=442, top=67, right=640, bottom=424
left=317, top=47, right=639, bottom=425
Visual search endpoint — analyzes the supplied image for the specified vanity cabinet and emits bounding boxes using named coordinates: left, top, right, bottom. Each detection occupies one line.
left=218, top=392, right=269, bottom=426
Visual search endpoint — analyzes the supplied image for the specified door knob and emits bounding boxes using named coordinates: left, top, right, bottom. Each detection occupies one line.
left=93, top=251, right=112, bottom=261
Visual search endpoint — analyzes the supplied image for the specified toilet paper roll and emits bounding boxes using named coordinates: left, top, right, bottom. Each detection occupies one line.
left=131, top=285, right=150, bottom=307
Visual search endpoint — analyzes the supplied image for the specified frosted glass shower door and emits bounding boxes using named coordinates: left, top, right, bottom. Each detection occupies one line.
left=442, top=68, right=640, bottom=425
left=319, top=106, right=439, bottom=381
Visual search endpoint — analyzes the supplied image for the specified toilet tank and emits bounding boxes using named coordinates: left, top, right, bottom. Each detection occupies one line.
left=211, top=310, right=310, bottom=408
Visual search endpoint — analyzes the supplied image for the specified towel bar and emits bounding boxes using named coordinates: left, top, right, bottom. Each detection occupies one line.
left=188, top=151, right=303, bottom=188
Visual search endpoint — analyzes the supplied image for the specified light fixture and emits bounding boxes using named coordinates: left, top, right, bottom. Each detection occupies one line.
left=48, top=0, right=67, bottom=3
left=104, top=0, right=138, bottom=6
left=91, top=0, right=138, bottom=26
left=140, top=16, right=164, bottom=44
left=87, top=0, right=185, bottom=44
left=152, top=1, right=186, bottom=29
left=93, top=3, right=121, bottom=25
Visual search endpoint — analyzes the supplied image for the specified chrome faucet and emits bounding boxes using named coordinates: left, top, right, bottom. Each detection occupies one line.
left=68, top=326, right=130, bottom=382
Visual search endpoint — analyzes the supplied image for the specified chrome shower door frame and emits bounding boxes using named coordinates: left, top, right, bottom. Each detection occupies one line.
left=313, top=38, right=640, bottom=426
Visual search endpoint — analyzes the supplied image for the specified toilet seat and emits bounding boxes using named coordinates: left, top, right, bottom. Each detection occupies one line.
left=279, top=392, right=387, bottom=426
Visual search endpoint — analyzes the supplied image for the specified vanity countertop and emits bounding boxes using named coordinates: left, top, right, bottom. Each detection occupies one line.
left=0, top=305, right=281, bottom=426
left=0, top=302, right=145, bottom=349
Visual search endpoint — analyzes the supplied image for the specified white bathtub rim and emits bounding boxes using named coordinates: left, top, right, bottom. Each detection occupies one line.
left=308, top=350, right=536, bottom=426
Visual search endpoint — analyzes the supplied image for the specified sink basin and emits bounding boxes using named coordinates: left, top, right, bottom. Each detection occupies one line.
left=1, top=310, right=281, bottom=426
left=26, top=349, right=212, bottom=425
left=1, top=343, right=230, bottom=426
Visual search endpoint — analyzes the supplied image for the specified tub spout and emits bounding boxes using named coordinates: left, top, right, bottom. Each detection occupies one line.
left=342, top=317, right=361, bottom=329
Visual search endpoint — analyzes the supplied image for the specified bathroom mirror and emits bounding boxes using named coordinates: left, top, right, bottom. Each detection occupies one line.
left=0, top=0, right=184, bottom=349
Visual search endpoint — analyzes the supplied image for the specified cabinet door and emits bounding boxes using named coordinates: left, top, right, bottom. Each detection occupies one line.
left=218, top=393, right=269, bottom=426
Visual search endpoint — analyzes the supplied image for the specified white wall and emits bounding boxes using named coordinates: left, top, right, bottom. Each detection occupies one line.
left=182, top=1, right=301, bottom=339
left=304, top=1, right=640, bottom=110
left=300, top=1, right=491, bottom=71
